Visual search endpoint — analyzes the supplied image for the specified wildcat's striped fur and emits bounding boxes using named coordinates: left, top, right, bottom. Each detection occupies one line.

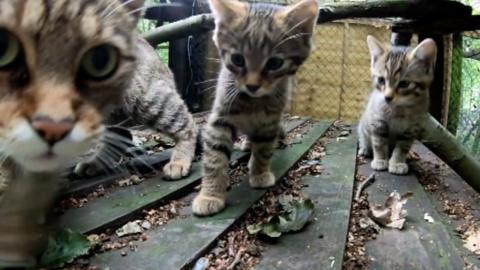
left=358, top=36, right=437, bottom=175
left=192, top=0, right=318, bottom=216
left=74, top=35, right=198, bottom=180
left=0, top=0, right=144, bottom=266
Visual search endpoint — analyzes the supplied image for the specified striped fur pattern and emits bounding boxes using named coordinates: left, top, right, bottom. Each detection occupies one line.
left=192, top=0, right=318, bottom=216
left=0, top=0, right=143, bottom=267
left=74, top=35, right=198, bottom=180
left=358, top=36, right=437, bottom=175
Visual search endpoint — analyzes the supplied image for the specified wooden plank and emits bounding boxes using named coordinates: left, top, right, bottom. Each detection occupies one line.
left=59, top=119, right=307, bottom=234
left=359, top=157, right=465, bottom=269
left=254, top=127, right=358, bottom=270
left=412, top=143, right=480, bottom=268
left=91, top=121, right=333, bottom=270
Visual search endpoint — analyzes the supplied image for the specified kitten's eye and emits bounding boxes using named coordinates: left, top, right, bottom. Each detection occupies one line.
left=0, top=29, right=21, bottom=69
left=377, top=76, right=386, bottom=85
left=398, top=80, right=410, bottom=88
left=79, top=45, right=119, bottom=81
left=265, top=57, right=284, bottom=71
left=231, top=53, right=245, bottom=68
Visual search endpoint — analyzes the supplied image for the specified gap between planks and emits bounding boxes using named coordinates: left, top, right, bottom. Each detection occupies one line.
left=58, top=118, right=309, bottom=234
left=255, top=125, right=358, bottom=270
left=90, top=121, right=333, bottom=270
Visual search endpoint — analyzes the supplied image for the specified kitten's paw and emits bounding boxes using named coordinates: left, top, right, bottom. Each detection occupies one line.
left=192, top=194, right=225, bottom=216
left=240, top=140, right=251, bottom=152
left=249, top=172, right=275, bottom=188
left=389, top=162, right=409, bottom=175
left=371, top=159, right=388, bottom=171
left=163, top=160, right=191, bottom=180
left=73, top=160, right=102, bottom=177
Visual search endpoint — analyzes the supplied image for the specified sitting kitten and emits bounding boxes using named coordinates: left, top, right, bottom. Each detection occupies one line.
left=74, top=35, right=198, bottom=180
left=192, top=0, right=318, bottom=216
left=358, top=36, right=437, bottom=175
left=0, top=0, right=144, bottom=267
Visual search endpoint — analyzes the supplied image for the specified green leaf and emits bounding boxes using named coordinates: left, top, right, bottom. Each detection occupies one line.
left=246, top=197, right=314, bottom=238
left=39, top=229, right=91, bottom=269
left=246, top=223, right=263, bottom=234
left=262, top=223, right=282, bottom=238
left=277, top=199, right=315, bottom=232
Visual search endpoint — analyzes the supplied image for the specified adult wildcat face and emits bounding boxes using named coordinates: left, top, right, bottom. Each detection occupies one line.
left=210, top=0, right=318, bottom=98
left=0, top=0, right=144, bottom=172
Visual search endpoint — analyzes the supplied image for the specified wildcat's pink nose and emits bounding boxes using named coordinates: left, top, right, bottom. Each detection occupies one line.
left=32, top=115, right=74, bottom=145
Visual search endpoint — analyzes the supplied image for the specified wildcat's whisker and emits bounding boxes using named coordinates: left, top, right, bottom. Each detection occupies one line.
left=274, top=32, right=311, bottom=50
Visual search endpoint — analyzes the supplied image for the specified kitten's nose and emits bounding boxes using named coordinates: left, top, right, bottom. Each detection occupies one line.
left=385, top=96, right=393, bottom=103
left=246, top=85, right=260, bottom=93
left=32, top=115, right=74, bottom=146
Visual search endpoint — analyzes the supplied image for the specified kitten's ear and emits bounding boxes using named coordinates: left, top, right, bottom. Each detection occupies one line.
left=120, top=0, right=145, bottom=22
left=409, top=38, right=437, bottom=68
left=277, top=0, right=319, bottom=34
left=208, top=0, right=247, bottom=24
left=367, top=35, right=385, bottom=67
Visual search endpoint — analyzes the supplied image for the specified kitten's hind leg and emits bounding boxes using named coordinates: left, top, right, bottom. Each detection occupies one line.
left=358, top=123, right=372, bottom=157
left=389, top=138, right=412, bottom=175
left=371, top=135, right=389, bottom=171
left=192, top=117, right=235, bottom=216
left=248, top=136, right=277, bottom=188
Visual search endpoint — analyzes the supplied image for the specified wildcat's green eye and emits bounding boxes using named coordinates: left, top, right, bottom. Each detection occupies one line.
left=398, top=80, right=410, bottom=88
left=0, top=29, right=21, bottom=69
left=231, top=53, right=245, bottom=68
left=265, top=57, right=284, bottom=71
left=80, top=45, right=118, bottom=81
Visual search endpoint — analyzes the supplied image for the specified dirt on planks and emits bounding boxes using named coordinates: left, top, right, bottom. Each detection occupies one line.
left=411, top=145, right=480, bottom=268
left=197, top=121, right=349, bottom=270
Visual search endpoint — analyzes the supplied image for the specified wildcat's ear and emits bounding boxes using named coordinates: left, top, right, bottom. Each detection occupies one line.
left=408, top=38, right=437, bottom=68
left=367, top=35, right=386, bottom=68
left=276, top=0, right=319, bottom=35
left=120, top=0, right=145, bottom=23
left=208, top=0, right=247, bottom=24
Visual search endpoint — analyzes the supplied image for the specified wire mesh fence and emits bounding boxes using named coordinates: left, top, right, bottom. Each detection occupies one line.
left=449, top=31, right=480, bottom=160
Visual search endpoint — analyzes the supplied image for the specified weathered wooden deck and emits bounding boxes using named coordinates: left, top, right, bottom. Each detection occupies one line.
left=57, top=116, right=480, bottom=270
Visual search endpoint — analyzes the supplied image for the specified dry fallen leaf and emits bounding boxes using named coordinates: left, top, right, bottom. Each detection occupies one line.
left=369, top=191, right=413, bottom=230
left=116, top=220, right=143, bottom=237
left=463, top=225, right=480, bottom=255
left=424, top=213, right=435, bottom=223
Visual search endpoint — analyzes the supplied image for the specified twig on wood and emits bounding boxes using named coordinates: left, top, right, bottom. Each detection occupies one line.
left=355, top=173, right=376, bottom=201
left=227, top=247, right=245, bottom=270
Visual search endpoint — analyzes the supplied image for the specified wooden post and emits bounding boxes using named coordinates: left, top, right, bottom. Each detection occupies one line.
left=447, top=34, right=463, bottom=134
left=419, top=34, right=445, bottom=122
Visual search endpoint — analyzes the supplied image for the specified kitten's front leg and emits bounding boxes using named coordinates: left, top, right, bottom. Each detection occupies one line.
left=192, top=118, right=235, bottom=216
left=371, top=135, right=389, bottom=171
left=248, top=137, right=276, bottom=188
left=389, top=138, right=413, bottom=175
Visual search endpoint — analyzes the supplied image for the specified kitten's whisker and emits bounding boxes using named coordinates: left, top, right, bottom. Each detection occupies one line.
left=274, top=32, right=311, bottom=50
left=280, top=17, right=312, bottom=40
left=104, top=0, right=137, bottom=17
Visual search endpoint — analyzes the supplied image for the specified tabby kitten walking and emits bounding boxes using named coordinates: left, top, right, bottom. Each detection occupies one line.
left=74, top=35, right=198, bottom=180
left=358, top=36, right=437, bottom=175
left=193, top=0, right=318, bottom=216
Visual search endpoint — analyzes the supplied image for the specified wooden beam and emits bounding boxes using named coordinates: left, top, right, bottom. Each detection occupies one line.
left=143, top=14, right=214, bottom=45
left=143, top=1, right=473, bottom=46
left=420, top=115, right=480, bottom=192
left=317, top=1, right=471, bottom=23
left=392, top=16, right=480, bottom=34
